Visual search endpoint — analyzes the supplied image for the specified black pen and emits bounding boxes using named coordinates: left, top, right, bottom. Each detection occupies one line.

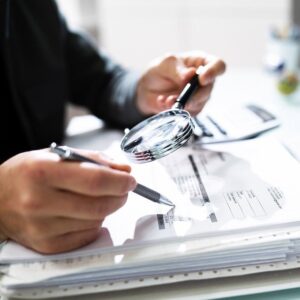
left=50, top=143, right=175, bottom=207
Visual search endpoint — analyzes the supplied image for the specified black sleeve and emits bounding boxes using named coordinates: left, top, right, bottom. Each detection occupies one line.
left=63, top=22, right=145, bottom=128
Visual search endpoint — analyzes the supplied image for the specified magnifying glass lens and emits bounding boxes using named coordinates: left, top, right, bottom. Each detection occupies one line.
left=121, top=110, right=194, bottom=163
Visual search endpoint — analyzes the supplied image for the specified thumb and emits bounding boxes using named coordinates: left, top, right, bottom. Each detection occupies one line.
left=180, top=67, right=197, bottom=84
left=160, top=55, right=195, bottom=86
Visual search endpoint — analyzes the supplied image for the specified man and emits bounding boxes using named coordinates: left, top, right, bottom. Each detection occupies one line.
left=0, top=0, right=225, bottom=254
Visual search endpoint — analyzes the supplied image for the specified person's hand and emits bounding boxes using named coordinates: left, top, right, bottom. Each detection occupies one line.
left=136, top=51, right=226, bottom=116
left=0, top=148, right=136, bottom=254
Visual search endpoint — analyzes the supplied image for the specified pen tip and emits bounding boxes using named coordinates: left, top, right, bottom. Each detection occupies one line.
left=160, top=196, right=175, bottom=207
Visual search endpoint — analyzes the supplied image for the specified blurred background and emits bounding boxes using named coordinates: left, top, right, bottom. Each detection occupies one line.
left=56, top=0, right=299, bottom=69
left=56, top=0, right=300, bottom=136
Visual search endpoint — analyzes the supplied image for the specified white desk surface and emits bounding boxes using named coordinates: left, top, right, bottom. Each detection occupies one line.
left=6, top=67, right=300, bottom=300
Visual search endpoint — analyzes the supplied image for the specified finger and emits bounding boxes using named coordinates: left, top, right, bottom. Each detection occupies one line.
left=200, top=58, right=226, bottom=85
left=165, top=95, right=178, bottom=109
left=157, top=95, right=166, bottom=108
left=40, top=156, right=136, bottom=196
left=32, top=228, right=102, bottom=254
left=61, top=149, right=132, bottom=173
left=182, top=51, right=207, bottom=67
left=156, top=54, right=197, bottom=88
left=185, top=84, right=214, bottom=115
left=37, top=147, right=132, bottom=177
left=157, top=54, right=185, bottom=85
left=25, top=217, right=103, bottom=239
left=36, top=188, right=128, bottom=220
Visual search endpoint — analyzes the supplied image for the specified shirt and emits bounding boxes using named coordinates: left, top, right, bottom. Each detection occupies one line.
left=0, top=0, right=144, bottom=163
left=0, top=2, right=28, bottom=163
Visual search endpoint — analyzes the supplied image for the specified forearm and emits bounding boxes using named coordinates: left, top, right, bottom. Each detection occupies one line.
left=65, top=29, right=145, bottom=128
left=92, top=69, right=145, bottom=128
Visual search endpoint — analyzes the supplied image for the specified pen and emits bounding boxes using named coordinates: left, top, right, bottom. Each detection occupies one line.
left=50, top=143, right=175, bottom=207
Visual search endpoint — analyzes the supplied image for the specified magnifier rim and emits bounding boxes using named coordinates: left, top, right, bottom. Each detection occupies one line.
left=120, top=109, right=194, bottom=163
left=125, top=126, right=194, bottom=163
left=121, top=109, right=190, bottom=153
left=126, top=122, right=193, bottom=157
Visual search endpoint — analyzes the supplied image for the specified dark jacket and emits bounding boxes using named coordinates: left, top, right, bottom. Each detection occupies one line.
left=2, top=0, right=143, bottom=151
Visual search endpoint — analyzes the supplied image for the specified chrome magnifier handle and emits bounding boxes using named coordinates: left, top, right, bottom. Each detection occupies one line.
left=120, top=66, right=204, bottom=163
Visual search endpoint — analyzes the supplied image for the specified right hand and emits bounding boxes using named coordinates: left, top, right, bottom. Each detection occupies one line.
left=0, top=148, right=136, bottom=254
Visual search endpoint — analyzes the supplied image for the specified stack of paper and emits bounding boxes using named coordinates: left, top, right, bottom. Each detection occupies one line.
left=1, top=136, right=300, bottom=299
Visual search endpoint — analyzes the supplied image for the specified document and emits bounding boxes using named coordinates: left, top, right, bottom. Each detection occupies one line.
left=102, top=135, right=300, bottom=247
left=1, top=136, right=300, bottom=264
left=193, top=103, right=280, bottom=144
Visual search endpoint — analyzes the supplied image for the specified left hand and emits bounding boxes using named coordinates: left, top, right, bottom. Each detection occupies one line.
left=136, top=51, right=226, bottom=117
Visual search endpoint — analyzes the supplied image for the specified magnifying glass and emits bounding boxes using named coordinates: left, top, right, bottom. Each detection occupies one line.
left=120, top=66, right=204, bottom=163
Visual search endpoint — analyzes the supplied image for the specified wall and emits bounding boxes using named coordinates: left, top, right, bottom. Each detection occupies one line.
left=97, top=0, right=291, bottom=70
